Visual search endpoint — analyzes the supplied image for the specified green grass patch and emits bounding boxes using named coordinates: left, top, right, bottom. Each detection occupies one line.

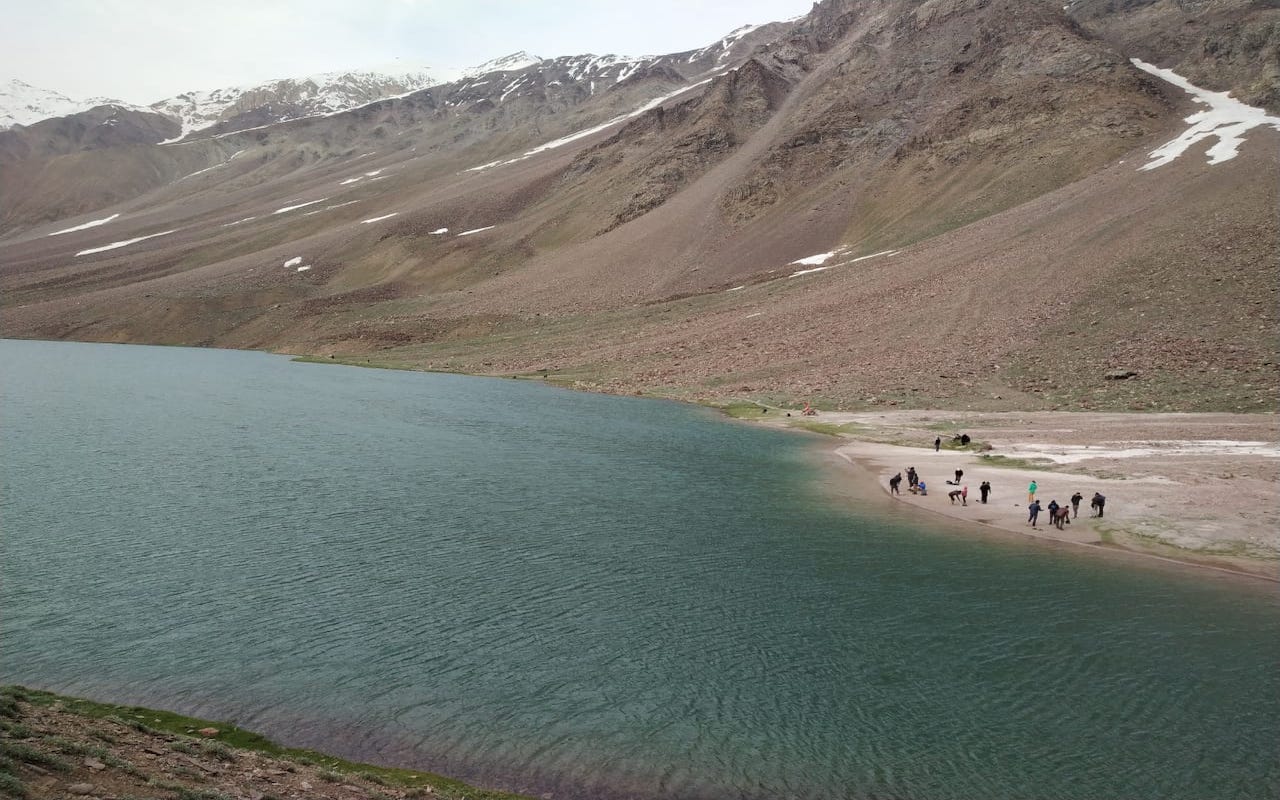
left=977, top=454, right=1054, bottom=470
left=102, top=753, right=145, bottom=777
left=9, top=687, right=533, bottom=800
left=89, top=729, right=119, bottom=744
left=0, top=771, right=27, bottom=799
left=787, top=420, right=872, bottom=438
left=175, top=790, right=233, bottom=800
left=715, top=401, right=771, bottom=419
left=45, top=737, right=106, bottom=758
left=0, top=742, right=71, bottom=773
left=790, top=421, right=849, bottom=437
left=0, top=688, right=23, bottom=720
left=199, top=740, right=237, bottom=762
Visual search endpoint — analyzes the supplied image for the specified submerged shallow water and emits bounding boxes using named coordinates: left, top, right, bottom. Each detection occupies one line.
left=2, top=339, right=1277, bottom=799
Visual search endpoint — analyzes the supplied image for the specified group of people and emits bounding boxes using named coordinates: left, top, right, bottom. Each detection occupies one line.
left=889, top=468, right=1109, bottom=531
left=889, top=467, right=926, bottom=496
left=1026, top=484, right=1106, bottom=529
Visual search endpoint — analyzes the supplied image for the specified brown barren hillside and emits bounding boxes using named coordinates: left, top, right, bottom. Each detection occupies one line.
left=0, top=0, right=1276, bottom=412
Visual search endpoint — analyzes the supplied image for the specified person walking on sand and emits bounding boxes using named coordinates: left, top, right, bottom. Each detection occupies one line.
left=979, top=480, right=991, bottom=504
left=1028, top=480, right=1038, bottom=503
left=889, top=473, right=902, bottom=495
left=954, top=468, right=964, bottom=484
left=934, top=436, right=941, bottom=452
left=1028, top=499, right=1041, bottom=527
left=1070, top=491, right=1083, bottom=518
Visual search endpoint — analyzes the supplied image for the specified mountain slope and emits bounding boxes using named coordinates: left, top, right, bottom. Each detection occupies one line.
left=0, top=0, right=1275, bottom=412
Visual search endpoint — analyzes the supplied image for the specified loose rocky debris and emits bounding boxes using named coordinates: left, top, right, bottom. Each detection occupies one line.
left=0, top=686, right=526, bottom=800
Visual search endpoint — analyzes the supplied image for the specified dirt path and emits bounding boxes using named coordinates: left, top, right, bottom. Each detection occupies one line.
left=753, top=409, right=1280, bottom=581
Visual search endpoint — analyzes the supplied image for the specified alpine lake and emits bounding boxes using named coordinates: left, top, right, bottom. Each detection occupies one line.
left=2, top=339, right=1277, bottom=800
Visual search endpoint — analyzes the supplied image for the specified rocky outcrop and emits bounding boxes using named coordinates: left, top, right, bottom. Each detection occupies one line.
left=1070, top=0, right=1280, bottom=111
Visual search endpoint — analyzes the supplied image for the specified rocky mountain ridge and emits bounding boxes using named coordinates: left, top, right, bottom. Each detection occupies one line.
left=148, top=67, right=448, bottom=139
left=1, top=67, right=450, bottom=139
left=0, top=79, right=145, bottom=130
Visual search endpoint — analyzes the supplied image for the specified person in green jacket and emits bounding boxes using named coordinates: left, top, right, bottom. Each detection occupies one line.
left=1028, top=480, right=1038, bottom=503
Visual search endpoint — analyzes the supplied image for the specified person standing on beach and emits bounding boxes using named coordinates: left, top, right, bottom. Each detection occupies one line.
left=1091, top=492, right=1106, bottom=517
left=1047, top=499, right=1060, bottom=524
left=979, top=481, right=991, bottom=503
left=889, top=473, right=902, bottom=495
left=907, top=467, right=918, bottom=488
left=1028, top=480, right=1038, bottom=503
left=960, top=485, right=968, bottom=506
left=1070, top=492, right=1083, bottom=518
left=954, top=468, right=964, bottom=484
left=934, top=437, right=941, bottom=452
left=1028, top=499, right=1041, bottom=527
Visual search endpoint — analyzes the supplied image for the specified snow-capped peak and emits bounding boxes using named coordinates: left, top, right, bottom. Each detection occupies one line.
left=0, top=79, right=145, bottom=130
left=462, top=52, right=545, bottom=78
left=148, top=66, right=452, bottom=139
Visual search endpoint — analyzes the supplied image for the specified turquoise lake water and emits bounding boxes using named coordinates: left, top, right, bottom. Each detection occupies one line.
left=1, top=339, right=1277, bottom=799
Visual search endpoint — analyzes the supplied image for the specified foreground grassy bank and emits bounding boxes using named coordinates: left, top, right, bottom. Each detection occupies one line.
left=0, top=686, right=531, bottom=800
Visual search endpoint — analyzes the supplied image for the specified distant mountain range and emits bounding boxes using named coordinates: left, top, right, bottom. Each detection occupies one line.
left=1, top=26, right=778, bottom=142
left=1, top=66, right=451, bottom=138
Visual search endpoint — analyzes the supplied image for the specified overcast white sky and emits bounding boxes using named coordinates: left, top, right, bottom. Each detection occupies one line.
left=1, top=0, right=816, bottom=103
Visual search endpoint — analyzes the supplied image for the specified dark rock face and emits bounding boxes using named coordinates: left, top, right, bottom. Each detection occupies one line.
left=1071, top=0, right=1280, bottom=111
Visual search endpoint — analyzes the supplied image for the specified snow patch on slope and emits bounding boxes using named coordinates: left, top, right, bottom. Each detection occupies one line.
left=75, top=229, right=178, bottom=256
left=466, top=76, right=718, bottom=173
left=47, top=213, right=120, bottom=237
left=1131, top=59, right=1280, bottom=170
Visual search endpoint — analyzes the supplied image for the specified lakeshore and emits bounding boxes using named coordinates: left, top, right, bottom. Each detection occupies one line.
left=740, top=407, right=1280, bottom=582
left=0, top=685, right=529, bottom=800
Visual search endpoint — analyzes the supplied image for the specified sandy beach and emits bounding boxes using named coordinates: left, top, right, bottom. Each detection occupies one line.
left=748, top=409, right=1280, bottom=582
